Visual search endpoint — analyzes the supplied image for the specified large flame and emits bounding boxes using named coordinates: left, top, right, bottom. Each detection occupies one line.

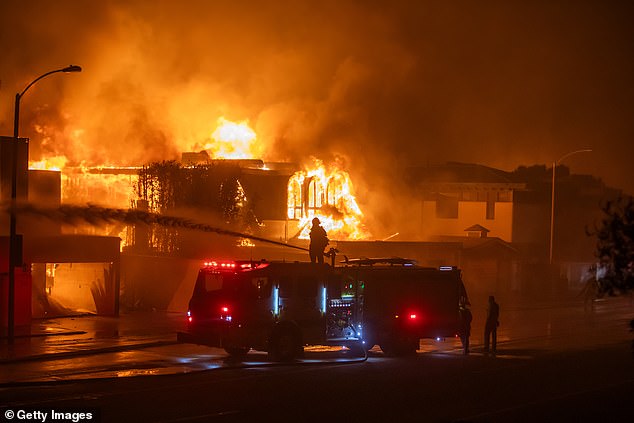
left=288, top=159, right=370, bottom=241
left=28, top=118, right=371, bottom=242
left=203, top=117, right=259, bottom=159
left=28, top=157, right=137, bottom=250
left=29, top=158, right=138, bottom=209
left=29, top=155, right=68, bottom=171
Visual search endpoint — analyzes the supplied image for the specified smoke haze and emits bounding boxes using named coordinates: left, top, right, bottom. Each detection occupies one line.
left=1, top=0, right=633, bottom=229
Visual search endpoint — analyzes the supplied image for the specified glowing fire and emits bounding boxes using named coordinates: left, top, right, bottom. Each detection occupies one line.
left=203, top=117, right=260, bottom=159
left=27, top=118, right=371, bottom=242
left=29, top=155, right=68, bottom=171
left=28, top=156, right=137, bottom=250
left=288, top=159, right=370, bottom=240
left=61, top=168, right=138, bottom=209
left=29, top=158, right=138, bottom=208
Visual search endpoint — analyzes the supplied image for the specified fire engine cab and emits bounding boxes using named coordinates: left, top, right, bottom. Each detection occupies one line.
left=177, top=258, right=469, bottom=361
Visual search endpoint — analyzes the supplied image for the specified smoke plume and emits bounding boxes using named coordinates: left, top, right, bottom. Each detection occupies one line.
left=1, top=0, right=633, bottom=237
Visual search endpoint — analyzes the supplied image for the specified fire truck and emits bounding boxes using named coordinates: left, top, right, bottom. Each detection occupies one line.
left=177, top=258, right=469, bottom=360
left=339, top=258, right=469, bottom=355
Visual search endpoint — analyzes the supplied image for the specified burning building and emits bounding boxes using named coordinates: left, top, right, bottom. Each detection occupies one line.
left=69, top=119, right=371, bottom=254
left=1, top=137, right=121, bottom=324
left=8, top=118, right=374, bottom=315
left=125, top=155, right=371, bottom=254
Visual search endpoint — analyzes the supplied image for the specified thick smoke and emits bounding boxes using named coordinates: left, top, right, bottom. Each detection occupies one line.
left=1, top=0, right=633, bottom=237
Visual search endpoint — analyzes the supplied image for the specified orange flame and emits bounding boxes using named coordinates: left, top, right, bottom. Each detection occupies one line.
left=288, top=159, right=370, bottom=240
left=28, top=118, right=371, bottom=242
left=29, top=155, right=68, bottom=171
left=203, top=117, right=259, bottom=159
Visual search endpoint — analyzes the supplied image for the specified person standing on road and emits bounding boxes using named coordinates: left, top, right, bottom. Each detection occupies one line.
left=459, top=305, right=473, bottom=355
left=309, top=217, right=329, bottom=264
left=484, top=295, right=500, bottom=354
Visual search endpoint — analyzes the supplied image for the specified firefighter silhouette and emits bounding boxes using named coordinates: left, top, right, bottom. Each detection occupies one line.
left=309, top=217, right=329, bottom=264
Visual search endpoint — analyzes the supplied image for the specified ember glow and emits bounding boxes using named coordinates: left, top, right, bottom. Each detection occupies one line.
left=288, top=159, right=370, bottom=240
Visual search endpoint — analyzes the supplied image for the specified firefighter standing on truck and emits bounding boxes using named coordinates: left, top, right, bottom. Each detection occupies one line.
left=309, top=217, right=329, bottom=264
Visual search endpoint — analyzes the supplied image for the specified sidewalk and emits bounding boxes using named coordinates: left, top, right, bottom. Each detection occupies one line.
left=0, top=311, right=186, bottom=364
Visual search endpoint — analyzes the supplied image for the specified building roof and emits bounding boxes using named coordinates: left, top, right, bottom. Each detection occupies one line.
left=410, top=162, right=515, bottom=183
left=408, top=162, right=525, bottom=191
left=464, top=224, right=490, bottom=233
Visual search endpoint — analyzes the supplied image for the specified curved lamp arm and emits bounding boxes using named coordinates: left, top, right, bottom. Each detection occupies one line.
left=17, top=65, right=82, bottom=99
left=14, top=65, right=81, bottom=138
left=556, top=149, right=593, bottom=166
left=549, top=148, right=593, bottom=264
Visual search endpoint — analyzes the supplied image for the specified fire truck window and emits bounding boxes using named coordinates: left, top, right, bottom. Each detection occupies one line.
left=204, top=274, right=223, bottom=292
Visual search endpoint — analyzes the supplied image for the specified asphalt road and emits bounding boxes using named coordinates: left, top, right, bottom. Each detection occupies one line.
left=1, top=298, right=633, bottom=423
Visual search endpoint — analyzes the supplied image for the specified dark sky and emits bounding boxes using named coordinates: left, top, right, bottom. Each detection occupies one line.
left=1, top=0, right=633, bottom=199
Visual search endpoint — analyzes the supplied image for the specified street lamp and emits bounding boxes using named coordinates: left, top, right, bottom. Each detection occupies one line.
left=549, top=149, right=592, bottom=265
left=7, top=65, right=82, bottom=342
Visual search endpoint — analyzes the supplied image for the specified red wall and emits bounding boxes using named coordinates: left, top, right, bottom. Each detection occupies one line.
left=1, top=237, right=32, bottom=329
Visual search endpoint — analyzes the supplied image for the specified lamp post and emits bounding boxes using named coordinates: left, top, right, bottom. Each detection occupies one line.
left=7, top=65, right=81, bottom=342
left=549, top=149, right=592, bottom=265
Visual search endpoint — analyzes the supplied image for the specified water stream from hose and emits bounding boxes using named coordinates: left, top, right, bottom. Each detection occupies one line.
left=4, top=203, right=309, bottom=252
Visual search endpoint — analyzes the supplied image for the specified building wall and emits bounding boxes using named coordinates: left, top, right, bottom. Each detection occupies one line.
left=511, top=190, right=550, bottom=250
left=421, top=200, right=514, bottom=242
left=26, top=170, right=62, bottom=236
left=120, top=254, right=201, bottom=312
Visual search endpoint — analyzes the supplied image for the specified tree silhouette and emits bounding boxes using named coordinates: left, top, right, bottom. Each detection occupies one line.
left=133, top=161, right=258, bottom=253
left=591, top=195, right=634, bottom=295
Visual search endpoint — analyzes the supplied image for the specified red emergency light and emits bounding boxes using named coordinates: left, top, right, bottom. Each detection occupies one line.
left=220, top=305, right=232, bottom=322
left=397, top=311, right=422, bottom=323
left=202, top=260, right=269, bottom=271
left=203, top=260, right=236, bottom=269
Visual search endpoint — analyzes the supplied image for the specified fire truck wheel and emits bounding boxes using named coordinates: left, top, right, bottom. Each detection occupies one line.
left=270, top=328, right=302, bottom=362
left=224, top=347, right=250, bottom=358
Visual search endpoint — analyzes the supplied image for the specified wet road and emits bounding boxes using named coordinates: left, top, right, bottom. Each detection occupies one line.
left=4, top=296, right=631, bottom=384
left=1, top=298, right=633, bottom=422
